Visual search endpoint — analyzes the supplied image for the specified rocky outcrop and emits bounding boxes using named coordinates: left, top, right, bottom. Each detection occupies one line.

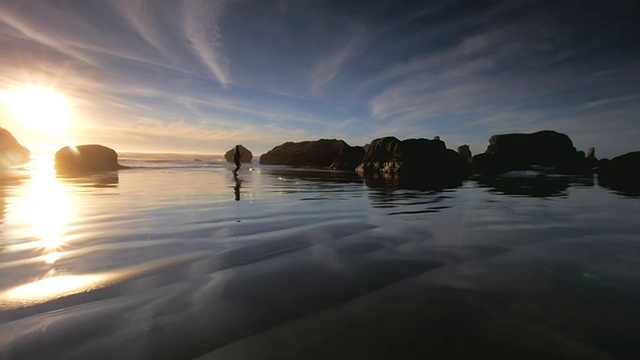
left=560, top=148, right=600, bottom=175
left=457, top=145, right=472, bottom=162
left=224, top=145, right=253, bottom=163
left=260, top=139, right=348, bottom=166
left=330, top=146, right=365, bottom=171
left=55, top=144, right=127, bottom=173
left=0, top=128, right=30, bottom=168
left=597, top=151, right=640, bottom=195
left=471, top=130, right=593, bottom=175
left=355, top=137, right=469, bottom=181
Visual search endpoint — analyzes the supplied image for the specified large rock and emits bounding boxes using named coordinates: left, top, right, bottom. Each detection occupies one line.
left=260, top=139, right=348, bottom=166
left=597, top=151, right=640, bottom=195
left=457, top=145, right=472, bottom=162
left=0, top=128, right=31, bottom=168
left=330, top=146, right=365, bottom=171
left=471, top=130, right=591, bottom=174
left=55, top=144, right=127, bottom=173
left=355, top=136, right=469, bottom=181
left=224, top=145, right=253, bottom=163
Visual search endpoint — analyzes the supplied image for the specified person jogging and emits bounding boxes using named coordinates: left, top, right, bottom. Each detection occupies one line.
left=232, top=144, right=242, bottom=173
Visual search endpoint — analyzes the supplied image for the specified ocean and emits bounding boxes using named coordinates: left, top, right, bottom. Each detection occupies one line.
left=0, top=153, right=639, bottom=359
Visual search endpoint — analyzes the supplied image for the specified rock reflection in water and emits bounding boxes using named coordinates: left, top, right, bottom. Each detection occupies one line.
left=263, top=168, right=365, bottom=199
left=265, top=168, right=363, bottom=186
left=362, top=173, right=457, bottom=214
left=473, top=172, right=595, bottom=197
left=362, top=172, right=463, bottom=192
left=56, top=172, right=119, bottom=188
left=598, top=177, right=640, bottom=197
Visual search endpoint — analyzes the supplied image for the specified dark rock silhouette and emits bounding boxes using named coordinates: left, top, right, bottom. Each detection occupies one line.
left=584, top=147, right=599, bottom=171
left=560, top=147, right=600, bottom=175
left=260, top=139, right=348, bottom=166
left=471, top=130, right=594, bottom=175
left=355, top=137, right=469, bottom=182
left=55, top=144, right=127, bottom=173
left=224, top=145, right=253, bottom=163
left=331, top=146, right=365, bottom=171
left=0, top=128, right=31, bottom=168
left=597, top=151, right=640, bottom=196
left=457, top=145, right=472, bottom=162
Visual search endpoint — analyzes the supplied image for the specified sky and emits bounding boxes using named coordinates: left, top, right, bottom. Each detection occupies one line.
left=0, top=0, right=638, bottom=157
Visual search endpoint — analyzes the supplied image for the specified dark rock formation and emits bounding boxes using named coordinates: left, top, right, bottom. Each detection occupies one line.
left=560, top=148, right=599, bottom=175
left=355, top=137, right=469, bottom=182
left=469, top=153, right=502, bottom=175
left=55, top=144, right=127, bottom=173
left=260, top=139, right=348, bottom=166
left=224, top=145, right=253, bottom=163
left=584, top=147, right=599, bottom=171
left=457, top=145, right=472, bottom=162
left=0, top=128, right=31, bottom=168
left=471, top=130, right=593, bottom=175
left=331, top=146, right=365, bottom=171
left=597, top=151, right=640, bottom=196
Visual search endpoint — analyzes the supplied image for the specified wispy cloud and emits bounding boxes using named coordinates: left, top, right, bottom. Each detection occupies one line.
left=311, top=24, right=367, bottom=96
left=577, top=94, right=640, bottom=110
left=114, top=0, right=166, bottom=53
left=182, top=0, right=230, bottom=87
left=0, top=1, right=637, bottom=156
left=367, top=16, right=562, bottom=121
left=63, top=102, right=321, bottom=154
left=0, top=3, right=93, bottom=64
left=0, top=1, right=184, bottom=70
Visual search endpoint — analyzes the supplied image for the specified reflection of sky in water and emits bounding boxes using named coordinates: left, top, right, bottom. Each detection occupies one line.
left=0, top=156, right=267, bottom=309
left=1, top=156, right=640, bottom=358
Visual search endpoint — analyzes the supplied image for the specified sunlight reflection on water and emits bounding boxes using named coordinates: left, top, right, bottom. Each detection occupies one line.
left=0, top=273, right=110, bottom=309
left=4, top=155, right=74, bottom=263
left=12, top=154, right=73, bottom=257
left=1, top=155, right=639, bottom=359
left=0, top=154, right=109, bottom=309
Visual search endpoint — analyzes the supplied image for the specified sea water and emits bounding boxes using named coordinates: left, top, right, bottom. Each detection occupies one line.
left=0, top=153, right=639, bottom=359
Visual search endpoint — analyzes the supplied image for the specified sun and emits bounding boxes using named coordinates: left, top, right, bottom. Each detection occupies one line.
left=2, top=86, right=70, bottom=134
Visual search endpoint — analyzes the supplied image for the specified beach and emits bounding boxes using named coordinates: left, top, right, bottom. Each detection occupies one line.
left=1, top=153, right=639, bottom=359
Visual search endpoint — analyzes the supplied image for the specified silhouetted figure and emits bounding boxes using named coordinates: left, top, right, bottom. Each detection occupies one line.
left=233, top=172, right=242, bottom=201
left=232, top=144, right=241, bottom=173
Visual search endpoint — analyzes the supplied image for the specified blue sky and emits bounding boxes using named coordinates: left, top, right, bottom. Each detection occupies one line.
left=0, top=0, right=638, bottom=157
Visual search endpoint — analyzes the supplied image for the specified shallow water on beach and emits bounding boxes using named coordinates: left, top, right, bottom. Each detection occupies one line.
left=1, top=154, right=639, bottom=359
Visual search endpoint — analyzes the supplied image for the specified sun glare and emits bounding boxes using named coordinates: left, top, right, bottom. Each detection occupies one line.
left=2, top=86, right=70, bottom=134
left=8, top=154, right=74, bottom=259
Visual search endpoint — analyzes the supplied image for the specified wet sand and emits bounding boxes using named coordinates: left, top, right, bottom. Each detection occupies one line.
left=1, top=155, right=639, bottom=359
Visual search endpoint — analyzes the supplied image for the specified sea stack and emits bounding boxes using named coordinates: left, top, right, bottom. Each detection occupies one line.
left=0, top=128, right=31, bottom=168
left=224, top=145, right=253, bottom=163
left=55, top=144, right=127, bottom=173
